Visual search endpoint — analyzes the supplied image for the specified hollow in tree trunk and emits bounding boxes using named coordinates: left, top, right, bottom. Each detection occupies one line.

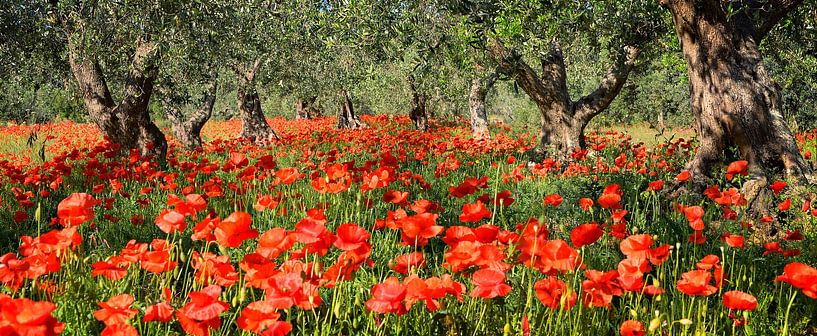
left=407, top=75, right=429, bottom=131
left=489, top=38, right=640, bottom=160
left=337, top=90, right=365, bottom=129
left=661, top=0, right=811, bottom=186
left=295, top=96, right=322, bottom=120
left=161, top=72, right=217, bottom=150
left=67, top=37, right=167, bottom=163
left=469, top=67, right=497, bottom=140
left=236, top=59, right=279, bottom=142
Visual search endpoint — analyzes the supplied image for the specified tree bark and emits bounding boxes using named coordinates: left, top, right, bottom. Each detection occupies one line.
left=236, top=58, right=279, bottom=142
left=295, top=96, right=322, bottom=120
left=660, top=0, right=810, bottom=184
left=67, top=37, right=167, bottom=162
left=407, top=76, right=429, bottom=131
left=162, top=72, right=217, bottom=150
left=469, top=67, right=497, bottom=140
left=489, top=38, right=639, bottom=159
left=336, top=90, right=365, bottom=129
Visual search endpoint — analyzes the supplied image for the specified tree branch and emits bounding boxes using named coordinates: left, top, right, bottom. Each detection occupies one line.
left=748, top=0, right=804, bottom=41
left=572, top=45, right=640, bottom=123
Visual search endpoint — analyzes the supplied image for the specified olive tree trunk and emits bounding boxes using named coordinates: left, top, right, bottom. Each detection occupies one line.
left=236, top=58, right=279, bottom=142
left=336, top=90, right=365, bottom=129
left=407, top=76, right=429, bottom=131
left=661, top=0, right=810, bottom=184
left=489, top=38, right=639, bottom=159
left=67, top=37, right=167, bottom=162
left=161, top=73, right=217, bottom=150
left=469, top=68, right=497, bottom=140
left=295, top=96, right=322, bottom=120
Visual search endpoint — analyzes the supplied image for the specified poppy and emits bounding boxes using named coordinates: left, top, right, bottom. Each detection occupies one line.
left=469, top=269, right=512, bottom=299
left=534, top=276, right=576, bottom=310
left=646, top=180, right=664, bottom=192
left=400, top=213, right=443, bottom=246
left=725, top=160, right=749, bottom=180
left=0, top=295, right=65, bottom=336
left=155, top=209, right=186, bottom=234
left=214, top=211, right=258, bottom=248
left=101, top=323, right=139, bottom=336
left=676, top=170, right=691, bottom=182
left=775, top=262, right=817, bottom=298
left=676, top=270, right=717, bottom=296
left=578, top=198, right=594, bottom=211
left=769, top=181, right=786, bottom=195
left=366, top=277, right=407, bottom=315
left=256, top=228, right=294, bottom=260
left=570, top=223, right=603, bottom=248
left=94, top=294, right=138, bottom=326
left=683, top=206, right=705, bottom=231
left=721, top=233, right=745, bottom=249
left=619, top=234, right=653, bottom=260
left=459, top=200, right=492, bottom=223
left=57, top=193, right=95, bottom=226
left=598, top=193, right=621, bottom=209
left=333, top=223, right=371, bottom=251
left=582, top=269, right=623, bottom=308
left=143, top=301, right=174, bottom=323
left=390, top=252, right=426, bottom=274
left=237, top=300, right=292, bottom=335
left=619, top=320, right=646, bottom=336
left=722, top=290, right=758, bottom=311
left=382, top=190, right=409, bottom=204
left=178, top=285, right=228, bottom=335
left=543, top=194, right=564, bottom=207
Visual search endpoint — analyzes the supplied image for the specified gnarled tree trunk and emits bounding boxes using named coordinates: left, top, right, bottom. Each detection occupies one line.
left=469, top=67, right=497, bottom=140
left=237, top=59, right=279, bottom=142
left=661, top=0, right=810, bottom=185
left=67, top=37, right=167, bottom=162
left=489, top=38, right=639, bottom=159
left=407, top=76, right=429, bottom=131
left=295, top=96, right=322, bottom=120
left=162, top=73, right=217, bottom=150
left=337, top=90, right=365, bottom=129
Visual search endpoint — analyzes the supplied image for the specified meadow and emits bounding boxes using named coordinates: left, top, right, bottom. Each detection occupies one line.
left=0, top=116, right=816, bottom=336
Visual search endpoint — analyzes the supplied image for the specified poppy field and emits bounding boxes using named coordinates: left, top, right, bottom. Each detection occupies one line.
left=1, top=116, right=816, bottom=336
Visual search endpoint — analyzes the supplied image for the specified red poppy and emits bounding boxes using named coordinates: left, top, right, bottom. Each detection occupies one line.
left=570, top=223, right=603, bottom=248
left=0, top=295, right=65, bottom=336
left=534, top=276, right=576, bottom=310
left=57, top=193, right=95, bottom=226
left=769, top=181, right=787, bottom=195
left=725, top=160, right=749, bottom=180
left=155, top=209, right=186, bottom=234
left=579, top=198, right=594, bottom=211
left=775, top=262, right=817, bottom=298
left=676, top=170, right=691, bottom=182
left=237, top=300, right=292, bottom=335
left=366, top=277, right=407, bottom=315
left=459, top=200, right=492, bottom=223
left=676, top=270, right=717, bottom=296
left=469, top=269, right=512, bottom=299
left=101, top=323, right=139, bottom=336
left=94, top=294, right=138, bottom=326
left=543, top=194, right=564, bottom=207
left=619, top=234, right=653, bottom=260
left=256, top=228, right=294, bottom=260
left=582, top=269, right=623, bottom=308
left=721, top=233, right=745, bottom=248
left=178, top=285, right=228, bottom=335
left=647, top=180, right=664, bottom=192
left=253, top=194, right=280, bottom=212
left=274, top=167, right=302, bottom=185
left=620, top=320, right=646, bottom=336
left=214, top=211, right=258, bottom=248
left=784, top=230, right=804, bottom=241
left=683, top=206, right=705, bottom=230
left=144, top=301, right=174, bottom=323
left=598, top=193, right=621, bottom=209
left=390, top=252, right=426, bottom=274
left=333, top=223, right=370, bottom=251
left=91, top=259, right=129, bottom=281
left=382, top=190, right=409, bottom=204
left=400, top=213, right=443, bottom=246
left=722, top=290, right=758, bottom=311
